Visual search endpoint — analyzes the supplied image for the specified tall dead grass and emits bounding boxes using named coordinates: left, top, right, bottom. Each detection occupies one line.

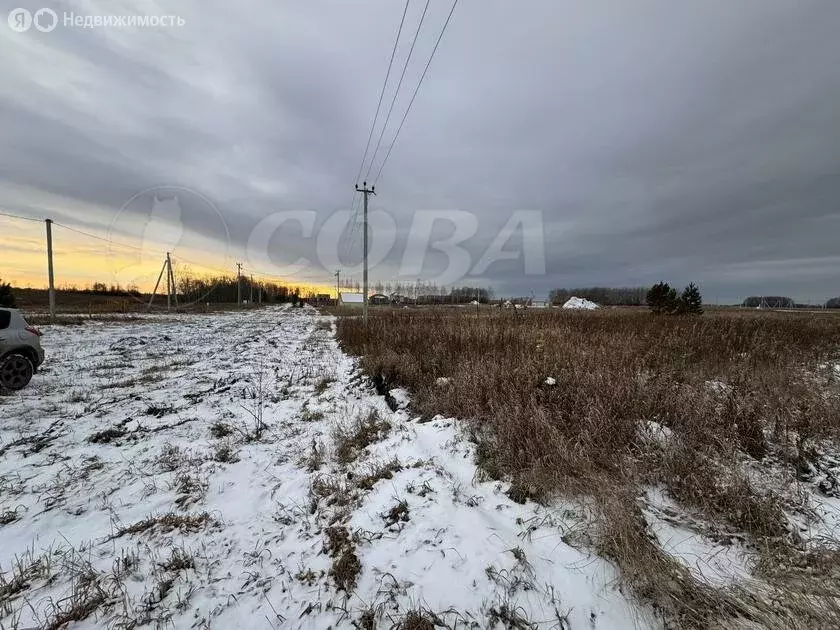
left=337, top=309, right=840, bottom=628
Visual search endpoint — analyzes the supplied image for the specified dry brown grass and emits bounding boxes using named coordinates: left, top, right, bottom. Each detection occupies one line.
left=324, top=525, right=361, bottom=592
left=337, top=308, right=840, bottom=628
left=332, top=411, right=392, bottom=465
left=112, top=512, right=216, bottom=538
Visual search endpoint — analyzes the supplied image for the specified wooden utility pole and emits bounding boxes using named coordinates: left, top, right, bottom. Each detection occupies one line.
left=147, top=255, right=168, bottom=311
left=166, top=252, right=172, bottom=311
left=250, top=274, right=254, bottom=303
left=355, top=182, right=375, bottom=322
left=170, top=254, right=179, bottom=308
left=335, top=269, right=340, bottom=305
left=236, top=262, right=242, bottom=305
left=45, top=219, right=55, bottom=320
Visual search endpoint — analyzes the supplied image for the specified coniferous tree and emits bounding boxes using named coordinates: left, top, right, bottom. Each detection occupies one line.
left=647, top=282, right=677, bottom=315
left=677, top=282, right=703, bottom=315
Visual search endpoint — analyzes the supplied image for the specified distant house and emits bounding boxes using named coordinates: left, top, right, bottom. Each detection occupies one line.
left=339, top=292, right=364, bottom=307
left=369, top=293, right=389, bottom=306
left=389, top=293, right=409, bottom=305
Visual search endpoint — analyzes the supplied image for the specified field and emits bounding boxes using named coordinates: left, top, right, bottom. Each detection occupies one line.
left=0, top=305, right=657, bottom=629
left=1, top=305, right=839, bottom=629
left=337, top=308, right=840, bottom=629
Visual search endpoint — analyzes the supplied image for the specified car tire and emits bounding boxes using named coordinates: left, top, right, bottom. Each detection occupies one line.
left=0, top=353, right=34, bottom=391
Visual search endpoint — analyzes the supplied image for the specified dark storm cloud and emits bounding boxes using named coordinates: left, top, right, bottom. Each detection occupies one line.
left=2, top=0, right=839, bottom=301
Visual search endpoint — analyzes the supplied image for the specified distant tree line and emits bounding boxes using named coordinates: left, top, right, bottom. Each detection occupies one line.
left=33, top=274, right=300, bottom=305
left=414, top=287, right=494, bottom=305
left=549, top=287, right=648, bottom=306
left=176, top=274, right=294, bottom=304
left=340, top=278, right=493, bottom=303
left=87, top=282, right=142, bottom=297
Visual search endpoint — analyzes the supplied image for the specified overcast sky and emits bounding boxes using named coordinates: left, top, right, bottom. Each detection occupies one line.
left=2, top=0, right=839, bottom=302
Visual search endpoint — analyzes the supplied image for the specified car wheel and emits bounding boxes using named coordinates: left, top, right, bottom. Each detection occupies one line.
left=0, top=354, right=34, bottom=391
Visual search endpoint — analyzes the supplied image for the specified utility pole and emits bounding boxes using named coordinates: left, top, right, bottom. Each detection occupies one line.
left=250, top=274, right=254, bottom=304
left=236, top=262, right=242, bottom=305
left=355, top=181, right=375, bottom=322
left=335, top=269, right=340, bottom=305
left=166, top=252, right=172, bottom=311
left=45, top=219, right=56, bottom=320
left=164, top=252, right=179, bottom=310
left=148, top=256, right=167, bottom=311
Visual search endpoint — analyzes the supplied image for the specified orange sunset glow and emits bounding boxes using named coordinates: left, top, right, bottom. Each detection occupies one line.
left=1, top=216, right=333, bottom=296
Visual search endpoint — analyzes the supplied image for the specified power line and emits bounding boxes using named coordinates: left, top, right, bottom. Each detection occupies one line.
left=169, top=253, right=236, bottom=277
left=373, top=0, right=459, bottom=185
left=0, top=210, right=42, bottom=223
left=341, top=191, right=363, bottom=259
left=241, top=263, right=334, bottom=283
left=52, top=221, right=146, bottom=251
left=364, top=0, right=432, bottom=182
left=355, top=0, right=412, bottom=183
left=344, top=0, right=457, bottom=259
left=342, top=0, right=412, bottom=261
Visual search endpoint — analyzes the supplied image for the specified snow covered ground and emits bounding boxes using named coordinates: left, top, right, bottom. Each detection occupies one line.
left=0, top=305, right=660, bottom=629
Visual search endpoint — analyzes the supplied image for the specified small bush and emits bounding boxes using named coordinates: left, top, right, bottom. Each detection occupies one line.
left=212, top=440, right=239, bottom=463
left=209, top=421, right=233, bottom=438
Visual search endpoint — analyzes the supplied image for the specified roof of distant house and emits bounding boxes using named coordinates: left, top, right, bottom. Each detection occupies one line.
left=340, top=292, right=364, bottom=303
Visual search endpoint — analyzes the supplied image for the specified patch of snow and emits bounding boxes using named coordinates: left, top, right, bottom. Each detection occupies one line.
left=544, top=376, right=557, bottom=386
left=435, top=376, right=451, bottom=387
left=640, top=420, right=673, bottom=444
left=798, top=493, right=840, bottom=548
left=562, top=296, right=600, bottom=310
left=350, top=417, right=659, bottom=629
left=705, top=380, right=732, bottom=396
left=644, top=488, right=752, bottom=587
left=387, top=387, right=410, bottom=409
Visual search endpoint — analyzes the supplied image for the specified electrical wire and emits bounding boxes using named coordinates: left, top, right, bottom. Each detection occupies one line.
left=364, top=0, right=432, bottom=182
left=355, top=0, right=412, bottom=184
left=341, top=192, right=363, bottom=259
left=373, top=0, right=459, bottom=185
left=52, top=221, right=146, bottom=251
left=342, top=0, right=413, bottom=261
left=169, top=253, right=235, bottom=277
left=346, top=0, right=459, bottom=257
left=345, top=0, right=458, bottom=260
left=0, top=210, right=43, bottom=223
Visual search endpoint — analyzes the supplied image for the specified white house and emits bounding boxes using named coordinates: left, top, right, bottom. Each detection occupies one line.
left=339, top=292, right=364, bottom=307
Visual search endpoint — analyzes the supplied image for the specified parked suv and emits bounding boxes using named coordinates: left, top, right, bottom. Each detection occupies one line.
left=0, top=308, right=44, bottom=391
